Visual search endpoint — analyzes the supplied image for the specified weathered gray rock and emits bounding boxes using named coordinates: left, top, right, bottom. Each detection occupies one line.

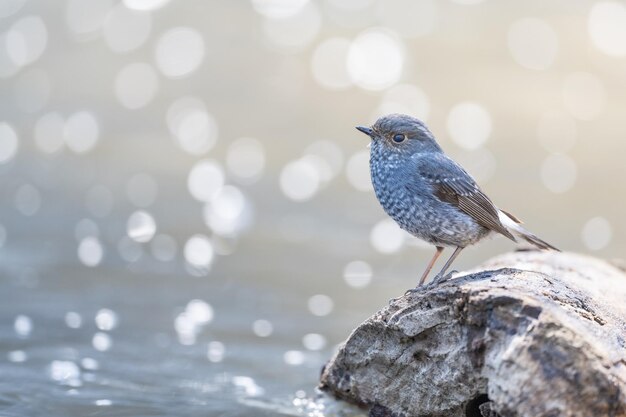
left=319, top=251, right=626, bottom=417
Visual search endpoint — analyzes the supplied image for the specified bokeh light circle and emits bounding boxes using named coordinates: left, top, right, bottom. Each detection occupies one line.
left=347, top=29, right=404, bottom=91
left=251, top=0, right=309, bottom=19
left=6, top=15, right=48, bottom=67
left=370, top=219, right=405, bottom=254
left=311, top=38, right=352, bottom=90
left=507, top=18, right=558, bottom=70
left=14, top=315, right=32, bottom=337
left=49, top=360, right=80, bottom=384
left=65, top=312, right=82, bottom=329
left=64, top=111, right=100, bottom=154
left=279, top=159, right=320, bottom=201
left=283, top=350, right=305, bottom=366
left=302, top=333, right=327, bottom=351
left=103, top=3, right=152, bottom=53
left=302, top=141, right=344, bottom=186
left=66, top=0, right=113, bottom=38
left=167, top=97, right=218, bottom=155
left=226, top=137, right=266, bottom=183
left=0, top=33, right=20, bottom=79
left=203, top=185, right=252, bottom=237
left=95, top=309, right=118, bottom=331
left=588, top=1, right=626, bottom=57
left=187, top=160, right=224, bottom=202
left=541, top=153, right=577, bottom=193
left=207, top=341, right=225, bottom=362
left=126, top=173, right=158, bottom=207
left=126, top=210, right=157, bottom=243
left=307, top=294, right=334, bottom=316
left=184, top=234, right=214, bottom=268
left=343, top=260, right=373, bottom=288
left=155, top=27, right=205, bottom=78
left=581, top=217, right=612, bottom=251
left=93, top=332, right=112, bottom=351
left=446, top=102, right=492, bottom=150
left=252, top=319, right=273, bottom=337
left=115, top=63, right=159, bottom=109
left=0, top=122, right=19, bottom=164
left=124, top=0, right=171, bottom=11
left=78, top=237, right=104, bottom=267
left=186, top=299, right=214, bottom=324
left=262, top=3, right=321, bottom=50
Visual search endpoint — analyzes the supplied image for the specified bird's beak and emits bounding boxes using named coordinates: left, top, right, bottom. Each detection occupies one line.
left=355, top=126, right=373, bottom=137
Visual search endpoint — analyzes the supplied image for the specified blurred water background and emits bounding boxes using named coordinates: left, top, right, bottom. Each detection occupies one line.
left=0, top=0, right=625, bottom=415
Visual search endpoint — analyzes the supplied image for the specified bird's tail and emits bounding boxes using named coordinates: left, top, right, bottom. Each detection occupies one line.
left=497, top=209, right=560, bottom=251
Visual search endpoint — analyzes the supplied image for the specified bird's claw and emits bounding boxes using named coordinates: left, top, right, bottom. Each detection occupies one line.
left=388, top=287, right=421, bottom=304
left=432, top=270, right=458, bottom=285
left=388, top=294, right=403, bottom=304
left=389, top=270, right=460, bottom=303
left=404, top=287, right=420, bottom=295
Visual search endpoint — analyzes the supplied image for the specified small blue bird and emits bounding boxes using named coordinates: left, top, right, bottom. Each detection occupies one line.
left=357, top=114, right=558, bottom=287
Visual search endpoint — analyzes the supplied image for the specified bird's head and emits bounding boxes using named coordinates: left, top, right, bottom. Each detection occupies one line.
left=356, top=114, right=442, bottom=156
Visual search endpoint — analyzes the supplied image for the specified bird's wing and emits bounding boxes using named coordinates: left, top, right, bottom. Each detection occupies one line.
left=409, top=153, right=516, bottom=241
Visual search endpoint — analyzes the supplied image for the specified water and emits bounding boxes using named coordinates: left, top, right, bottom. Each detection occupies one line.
left=0, top=244, right=367, bottom=416
left=1, top=1, right=625, bottom=415
left=0, top=152, right=378, bottom=416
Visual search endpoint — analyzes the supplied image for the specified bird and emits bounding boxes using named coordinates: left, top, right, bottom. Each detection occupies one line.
left=356, top=113, right=558, bottom=287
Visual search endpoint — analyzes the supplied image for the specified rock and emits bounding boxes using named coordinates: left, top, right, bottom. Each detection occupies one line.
left=319, top=251, right=626, bottom=417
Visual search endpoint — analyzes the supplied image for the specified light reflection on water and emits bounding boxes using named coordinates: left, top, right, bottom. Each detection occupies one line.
left=0, top=0, right=624, bottom=415
left=0, top=260, right=367, bottom=416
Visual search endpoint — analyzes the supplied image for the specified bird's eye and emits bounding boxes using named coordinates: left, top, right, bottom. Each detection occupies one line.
left=392, top=133, right=406, bottom=143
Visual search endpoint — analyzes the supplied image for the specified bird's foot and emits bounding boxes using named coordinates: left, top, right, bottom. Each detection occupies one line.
left=404, top=287, right=421, bottom=295
left=432, top=270, right=458, bottom=285
left=388, top=287, right=422, bottom=304
left=389, top=271, right=459, bottom=303
left=388, top=295, right=402, bottom=304
left=388, top=291, right=412, bottom=303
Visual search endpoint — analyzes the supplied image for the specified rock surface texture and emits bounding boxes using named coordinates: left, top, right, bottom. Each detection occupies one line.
left=319, top=251, right=626, bottom=417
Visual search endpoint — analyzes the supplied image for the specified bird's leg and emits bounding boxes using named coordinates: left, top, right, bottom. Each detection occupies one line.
left=403, top=246, right=444, bottom=296
left=418, top=246, right=444, bottom=287
left=432, top=246, right=464, bottom=285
